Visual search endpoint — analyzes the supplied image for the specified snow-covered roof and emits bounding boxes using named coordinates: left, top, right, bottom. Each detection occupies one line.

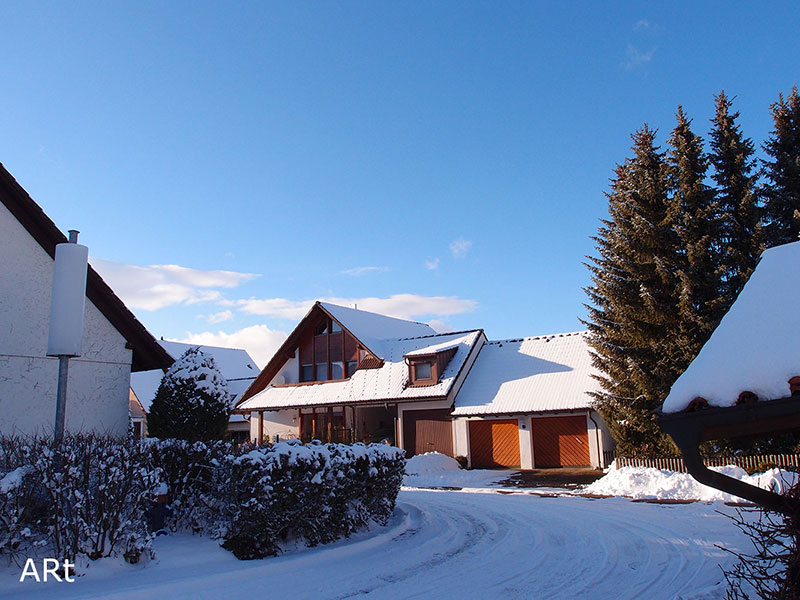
left=663, top=241, right=800, bottom=414
left=130, top=340, right=258, bottom=413
left=320, top=302, right=436, bottom=359
left=238, top=330, right=483, bottom=411
left=453, top=332, right=600, bottom=416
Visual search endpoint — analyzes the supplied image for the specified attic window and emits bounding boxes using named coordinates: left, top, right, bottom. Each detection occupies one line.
left=414, top=362, right=432, bottom=380
left=331, top=320, right=342, bottom=333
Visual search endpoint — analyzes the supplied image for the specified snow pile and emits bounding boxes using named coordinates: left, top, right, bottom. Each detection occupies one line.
left=403, top=452, right=513, bottom=489
left=586, top=465, right=799, bottom=501
left=405, top=452, right=462, bottom=475
left=664, top=241, right=800, bottom=412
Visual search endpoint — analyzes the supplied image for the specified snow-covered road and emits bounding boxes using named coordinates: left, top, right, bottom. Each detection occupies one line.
left=1, top=490, right=749, bottom=600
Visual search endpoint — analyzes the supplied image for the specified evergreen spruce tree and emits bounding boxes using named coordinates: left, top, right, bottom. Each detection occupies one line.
left=147, top=347, right=231, bottom=441
left=708, top=91, right=762, bottom=304
left=665, top=106, right=725, bottom=357
left=584, top=126, right=680, bottom=457
left=762, top=85, right=800, bottom=247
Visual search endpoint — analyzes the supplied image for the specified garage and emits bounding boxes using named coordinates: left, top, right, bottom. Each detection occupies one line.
left=403, top=409, right=453, bottom=457
left=468, top=419, right=520, bottom=468
left=532, top=415, right=590, bottom=467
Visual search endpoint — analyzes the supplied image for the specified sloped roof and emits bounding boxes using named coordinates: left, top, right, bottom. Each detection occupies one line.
left=318, top=302, right=435, bottom=359
left=0, top=163, right=172, bottom=372
left=237, top=329, right=484, bottom=411
left=453, top=332, right=600, bottom=416
left=663, top=241, right=800, bottom=414
left=130, top=340, right=259, bottom=414
left=238, top=301, right=438, bottom=403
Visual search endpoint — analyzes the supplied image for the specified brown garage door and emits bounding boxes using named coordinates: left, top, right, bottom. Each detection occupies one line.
left=469, top=419, right=520, bottom=468
left=403, top=409, right=453, bottom=457
left=532, top=415, right=590, bottom=467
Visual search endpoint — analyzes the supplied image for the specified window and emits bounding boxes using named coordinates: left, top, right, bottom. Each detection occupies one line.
left=331, top=320, right=342, bottom=333
left=316, top=363, right=328, bottom=381
left=300, top=364, right=313, bottom=382
left=315, top=320, right=329, bottom=336
left=331, top=361, right=344, bottom=380
left=346, top=360, right=358, bottom=377
left=414, top=362, right=432, bottom=380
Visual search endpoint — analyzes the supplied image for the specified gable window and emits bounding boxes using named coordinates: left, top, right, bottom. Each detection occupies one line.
left=300, top=364, right=313, bottom=382
left=346, top=360, right=358, bottom=377
left=315, top=320, right=329, bottom=336
left=414, top=362, right=432, bottom=380
left=331, top=320, right=342, bottom=333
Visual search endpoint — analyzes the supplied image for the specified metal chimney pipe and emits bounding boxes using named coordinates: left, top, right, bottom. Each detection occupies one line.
left=68, top=230, right=79, bottom=244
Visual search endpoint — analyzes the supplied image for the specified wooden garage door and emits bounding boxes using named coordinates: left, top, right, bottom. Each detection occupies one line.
left=403, top=409, right=453, bottom=457
left=532, top=415, right=590, bottom=467
left=469, top=419, right=520, bottom=468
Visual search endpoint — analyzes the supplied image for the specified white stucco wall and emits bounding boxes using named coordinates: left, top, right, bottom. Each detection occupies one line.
left=0, top=202, right=133, bottom=438
left=249, top=409, right=299, bottom=442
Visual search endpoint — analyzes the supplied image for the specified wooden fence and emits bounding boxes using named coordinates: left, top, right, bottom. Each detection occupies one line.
left=614, top=454, right=800, bottom=473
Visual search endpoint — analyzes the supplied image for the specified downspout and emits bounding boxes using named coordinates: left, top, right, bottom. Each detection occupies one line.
left=588, top=410, right=603, bottom=469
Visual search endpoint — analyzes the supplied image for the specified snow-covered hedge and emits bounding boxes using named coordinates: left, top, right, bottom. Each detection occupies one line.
left=223, top=440, right=405, bottom=559
left=0, top=435, right=158, bottom=566
left=0, top=436, right=405, bottom=566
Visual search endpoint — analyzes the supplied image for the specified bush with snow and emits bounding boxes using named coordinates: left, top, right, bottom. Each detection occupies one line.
left=0, top=435, right=159, bottom=566
left=223, top=440, right=405, bottom=560
left=147, top=347, right=231, bottom=441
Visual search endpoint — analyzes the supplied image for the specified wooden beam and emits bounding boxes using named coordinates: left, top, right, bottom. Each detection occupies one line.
left=258, top=410, right=264, bottom=444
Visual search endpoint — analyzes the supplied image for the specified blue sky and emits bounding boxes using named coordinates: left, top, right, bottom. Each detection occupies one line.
left=2, top=3, right=798, bottom=365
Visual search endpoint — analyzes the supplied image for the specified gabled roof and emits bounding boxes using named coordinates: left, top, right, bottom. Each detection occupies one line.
left=131, top=340, right=259, bottom=413
left=453, top=332, right=600, bottom=416
left=237, top=329, right=484, bottom=411
left=663, top=241, right=800, bottom=414
left=0, top=163, right=172, bottom=372
left=318, top=302, right=435, bottom=358
left=238, top=301, right=436, bottom=403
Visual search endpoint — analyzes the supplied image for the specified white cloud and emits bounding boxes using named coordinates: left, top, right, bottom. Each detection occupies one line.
left=623, top=44, right=656, bottom=70
left=340, top=266, right=390, bottom=276
left=178, top=324, right=288, bottom=369
left=235, top=294, right=478, bottom=321
left=449, top=238, right=473, bottom=259
left=425, top=258, right=440, bottom=271
left=205, top=310, right=234, bottom=324
left=91, top=258, right=259, bottom=311
left=633, top=19, right=651, bottom=31
left=427, top=319, right=455, bottom=333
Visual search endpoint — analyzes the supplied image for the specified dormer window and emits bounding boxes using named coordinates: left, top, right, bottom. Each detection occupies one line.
left=406, top=345, right=459, bottom=387
left=414, top=362, right=432, bottom=380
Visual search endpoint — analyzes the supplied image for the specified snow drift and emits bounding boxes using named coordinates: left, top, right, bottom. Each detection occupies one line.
left=586, top=465, right=799, bottom=501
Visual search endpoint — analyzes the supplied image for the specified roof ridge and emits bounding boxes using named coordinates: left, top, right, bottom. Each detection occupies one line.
left=488, top=330, right=587, bottom=344
left=395, top=328, right=482, bottom=341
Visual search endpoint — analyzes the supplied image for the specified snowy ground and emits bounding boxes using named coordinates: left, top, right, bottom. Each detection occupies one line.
left=0, top=488, right=752, bottom=599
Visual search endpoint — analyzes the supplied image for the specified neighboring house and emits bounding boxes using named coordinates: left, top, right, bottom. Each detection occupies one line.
left=129, top=388, right=148, bottom=440
left=130, top=340, right=260, bottom=443
left=0, top=163, right=173, bottom=437
left=235, top=301, right=614, bottom=468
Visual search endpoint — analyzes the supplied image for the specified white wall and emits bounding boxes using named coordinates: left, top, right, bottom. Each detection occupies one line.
left=249, top=409, right=299, bottom=442
left=0, top=202, right=132, bottom=438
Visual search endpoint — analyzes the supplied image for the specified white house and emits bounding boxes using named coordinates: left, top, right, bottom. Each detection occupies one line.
left=234, top=301, right=614, bottom=468
left=131, top=340, right=259, bottom=443
left=0, top=163, right=172, bottom=437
